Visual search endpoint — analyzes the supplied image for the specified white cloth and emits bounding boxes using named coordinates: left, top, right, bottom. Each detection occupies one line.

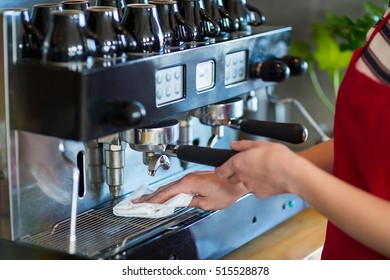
left=113, top=184, right=193, bottom=218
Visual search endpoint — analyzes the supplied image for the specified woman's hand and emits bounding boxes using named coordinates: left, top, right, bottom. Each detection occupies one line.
left=133, top=170, right=248, bottom=210
left=134, top=139, right=305, bottom=210
left=215, top=140, right=303, bottom=198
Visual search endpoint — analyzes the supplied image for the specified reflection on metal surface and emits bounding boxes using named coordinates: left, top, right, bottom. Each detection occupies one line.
left=59, top=140, right=80, bottom=254
left=20, top=202, right=198, bottom=258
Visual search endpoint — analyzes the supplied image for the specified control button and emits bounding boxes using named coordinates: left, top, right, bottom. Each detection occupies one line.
left=156, top=73, right=163, bottom=84
left=165, top=71, right=172, bottom=82
left=174, top=69, right=181, bottom=79
left=196, top=60, right=215, bottom=92
left=155, top=65, right=184, bottom=106
left=165, top=86, right=172, bottom=97
left=225, top=51, right=247, bottom=85
left=156, top=89, right=163, bottom=99
left=232, top=69, right=237, bottom=79
left=239, top=67, right=244, bottom=77
left=174, top=85, right=180, bottom=95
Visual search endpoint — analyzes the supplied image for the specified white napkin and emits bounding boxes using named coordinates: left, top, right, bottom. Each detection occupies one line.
left=113, top=184, right=193, bottom=218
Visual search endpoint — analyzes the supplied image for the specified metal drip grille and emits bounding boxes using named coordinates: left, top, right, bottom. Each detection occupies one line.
left=19, top=204, right=196, bottom=258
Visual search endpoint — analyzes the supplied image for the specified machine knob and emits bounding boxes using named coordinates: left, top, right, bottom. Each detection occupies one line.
left=281, top=56, right=308, bottom=76
left=102, top=101, right=146, bottom=126
left=251, top=60, right=290, bottom=82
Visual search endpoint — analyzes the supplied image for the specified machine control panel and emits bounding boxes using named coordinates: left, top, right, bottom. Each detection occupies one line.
left=196, top=60, right=215, bottom=92
left=225, top=51, right=247, bottom=86
left=155, top=65, right=185, bottom=106
left=14, top=25, right=293, bottom=140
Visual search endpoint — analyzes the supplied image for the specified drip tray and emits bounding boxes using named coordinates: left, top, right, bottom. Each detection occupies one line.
left=19, top=203, right=203, bottom=259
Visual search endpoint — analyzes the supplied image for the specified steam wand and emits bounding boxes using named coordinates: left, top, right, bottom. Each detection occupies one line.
left=266, top=87, right=331, bottom=143
left=59, top=140, right=80, bottom=255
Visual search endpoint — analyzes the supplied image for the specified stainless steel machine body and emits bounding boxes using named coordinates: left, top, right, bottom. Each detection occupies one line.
left=0, top=0, right=309, bottom=259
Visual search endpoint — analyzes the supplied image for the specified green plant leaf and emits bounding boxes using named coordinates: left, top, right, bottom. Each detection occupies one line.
left=324, top=12, right=375, bottom=51
left=311, top=23, right=353, bottom=77
left=289, top=41, right=312, bottom=62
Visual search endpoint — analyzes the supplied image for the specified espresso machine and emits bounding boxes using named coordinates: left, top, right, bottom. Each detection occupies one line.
left=0, top=0, right=315, bottom=259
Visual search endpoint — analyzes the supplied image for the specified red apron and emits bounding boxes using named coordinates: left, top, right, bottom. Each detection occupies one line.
left=321, top=13, right=390, bottom=259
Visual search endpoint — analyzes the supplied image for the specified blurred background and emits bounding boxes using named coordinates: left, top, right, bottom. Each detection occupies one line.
left=248, top=0, right=385, bottom=147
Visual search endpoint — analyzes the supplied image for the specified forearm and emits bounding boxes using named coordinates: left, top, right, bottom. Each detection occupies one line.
left=289, top=157, right=390, bottom=258
left=298, top=138, right=334, bottom=173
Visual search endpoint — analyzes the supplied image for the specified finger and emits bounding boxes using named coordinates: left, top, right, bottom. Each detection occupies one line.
left=214, top=161, right=234, bottom=179
left=137, top=189, right=174, bottom=204
left=136, top=179, right=196, bottom=204
left=132, top=180, right=179, bottom=203
left=230, top=140, right=261, bottom=151
left=133, top=171, right=214, bottom=204
left=215, top=151, right=243, bottom=179
left=188, top=196, right=217, bottom=211
left=132, top=193, right=156, bottom=203
left=134, top=186, right=177, bottom=204
left=188, top=196, right=202, bottom=208
left=226, top=174, right=242, bottom=185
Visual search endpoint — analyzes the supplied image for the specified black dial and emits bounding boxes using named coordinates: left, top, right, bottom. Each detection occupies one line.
left=251, top=59, right=290, bottom=82
left=281, top=56, right=308, bottom=76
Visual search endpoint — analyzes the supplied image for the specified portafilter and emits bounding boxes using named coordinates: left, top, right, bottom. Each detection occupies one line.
left=191, top=97, right=308, bottom=146
left=121, top=118, right=238, bottom=173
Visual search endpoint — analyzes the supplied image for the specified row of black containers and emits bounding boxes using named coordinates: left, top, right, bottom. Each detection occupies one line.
left=6, top=0, right=265, bottom=62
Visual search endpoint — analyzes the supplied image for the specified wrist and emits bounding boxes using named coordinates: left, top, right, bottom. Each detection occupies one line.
left=285, top=155, right=314, bottom=197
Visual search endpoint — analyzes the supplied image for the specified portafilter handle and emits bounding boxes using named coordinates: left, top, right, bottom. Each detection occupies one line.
left=229, top=119, right=308, bottom=144
left=165, top=145, right=237, bottom=167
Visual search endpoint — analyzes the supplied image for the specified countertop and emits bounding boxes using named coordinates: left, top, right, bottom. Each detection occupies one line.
left=221, top=207, right=327, bottom=260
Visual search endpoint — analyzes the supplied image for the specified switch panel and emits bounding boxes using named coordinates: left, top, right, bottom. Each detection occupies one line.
left=156, top=65, right=185, bottom=106
left=225, top=51, right=247, bottom=85
left=196, top=60, right=215, bottom=92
